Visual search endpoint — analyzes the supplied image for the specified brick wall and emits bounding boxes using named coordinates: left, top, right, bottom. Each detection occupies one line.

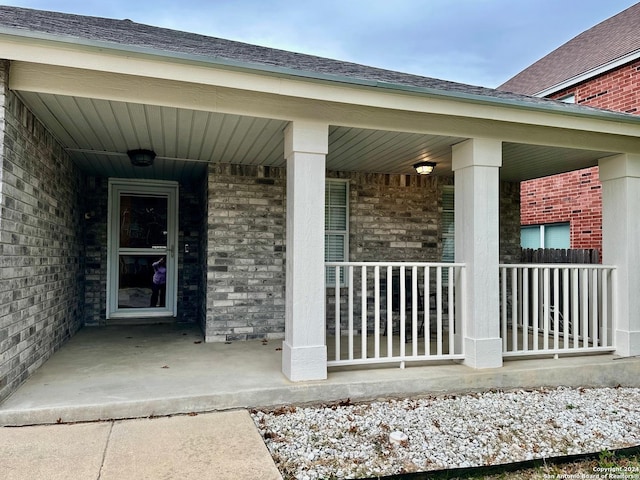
left=205, top=164, right=521, bottom=341
left=521, top=59, right=640, bottom=253
left=206, top=164, right=286, bottom=342
left=500, top=181, right=522, bottom=263
left=83, top=176, right=108, bottom=325
left=551, top=59, right=640, bottom=115
left=335, top=172, right=444, bottom=261
left=0, top=61, right=85, bottom=402
left=521, top=166, right=602, bottom=251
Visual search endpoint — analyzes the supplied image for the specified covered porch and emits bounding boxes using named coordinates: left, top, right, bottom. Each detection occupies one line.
left=2, top=8, right=640, bottom=405
left=1, top=323, right=638, bottom=426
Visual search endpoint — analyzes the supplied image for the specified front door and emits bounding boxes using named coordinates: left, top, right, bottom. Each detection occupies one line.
left=107, top=179, right=178, bottom=319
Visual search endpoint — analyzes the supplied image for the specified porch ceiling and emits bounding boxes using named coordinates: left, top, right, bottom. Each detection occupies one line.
left=17, top=91, right=613, bottom=183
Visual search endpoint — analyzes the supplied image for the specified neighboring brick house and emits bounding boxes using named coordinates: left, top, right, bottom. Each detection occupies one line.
left=2, top=6, right=640, bottom=404
left=499, top=2, right=640, bottom=254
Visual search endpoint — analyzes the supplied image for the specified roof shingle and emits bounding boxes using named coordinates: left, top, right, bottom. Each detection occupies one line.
left=0, top=4, right=634, bottom=118
left=499, top=2, right=640, bottom=95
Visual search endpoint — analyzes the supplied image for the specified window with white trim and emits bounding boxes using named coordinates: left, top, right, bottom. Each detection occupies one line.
left=441, top=186, right=455, bottom=263
left=325, top=179, right=349, bottom=286
left=521, top=222, right=570, bottom=249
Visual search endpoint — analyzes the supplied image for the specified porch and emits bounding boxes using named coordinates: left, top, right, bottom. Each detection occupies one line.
left=1, top=323, right=637, bottom=427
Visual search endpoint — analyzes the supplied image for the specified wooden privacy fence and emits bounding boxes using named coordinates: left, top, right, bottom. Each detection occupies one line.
left=520, top=248, right=600, bottom=264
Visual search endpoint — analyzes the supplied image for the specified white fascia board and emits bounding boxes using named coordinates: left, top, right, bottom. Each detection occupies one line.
left=535, top=49, right=640, bottom=97
left=4, top=29, right=640, bottom=138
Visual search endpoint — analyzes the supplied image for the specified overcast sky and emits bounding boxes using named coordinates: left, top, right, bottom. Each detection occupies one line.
left=2, top=0, right=638, bottom=87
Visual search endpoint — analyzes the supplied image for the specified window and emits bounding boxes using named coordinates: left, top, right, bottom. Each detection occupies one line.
left=441, top=186, right=455, bottom=263
left=325, top=179, right=349, bottom=286
left=559, top=94, right=576, bottom=104
left=441, top=186, right=455, bottom=285
left=521, top=223, right=570, bottom=249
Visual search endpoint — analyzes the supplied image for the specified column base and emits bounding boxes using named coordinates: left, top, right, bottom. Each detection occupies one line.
left=614, top=330, right=640, bottom=357
left=463, top=337, right=503, bottom=369
left=282, top=341, right=327, bottom=382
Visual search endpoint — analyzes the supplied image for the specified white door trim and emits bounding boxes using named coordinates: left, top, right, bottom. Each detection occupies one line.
left=106, top=178, right=179, bottom=319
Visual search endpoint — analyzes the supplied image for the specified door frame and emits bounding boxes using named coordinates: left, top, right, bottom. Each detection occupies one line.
left=106, top=178, right=179, bottom=319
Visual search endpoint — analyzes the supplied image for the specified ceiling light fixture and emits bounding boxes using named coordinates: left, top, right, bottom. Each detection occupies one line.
left=413, top=161, right=436, bottom=175
left=127, top=149, right=156, bottom=167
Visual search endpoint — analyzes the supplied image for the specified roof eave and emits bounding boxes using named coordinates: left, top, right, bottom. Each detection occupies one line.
left=3, top=26, right=640, bottom=128
left=534, top=48, right=640, bottom=98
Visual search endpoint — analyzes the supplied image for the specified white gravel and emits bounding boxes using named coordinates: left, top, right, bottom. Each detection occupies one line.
left=251, top=386, right=640, bottom=480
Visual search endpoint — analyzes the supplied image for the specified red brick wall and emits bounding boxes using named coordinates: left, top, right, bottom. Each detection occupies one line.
left=521, top=167, right=602, bottom=251
left=550, top=59, right=640, bottom=114
left=521, top=59, right=640, bottom=253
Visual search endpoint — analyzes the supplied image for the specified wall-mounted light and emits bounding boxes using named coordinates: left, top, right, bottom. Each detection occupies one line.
left=127, top=149, right=156, bottom=167
left=413, top=161, right=436, bottom=175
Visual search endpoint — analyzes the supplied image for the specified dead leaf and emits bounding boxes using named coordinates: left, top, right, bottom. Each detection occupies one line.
left=161, top=365, right=169, bottom=369
left=56, top=418, right=62, bottom=424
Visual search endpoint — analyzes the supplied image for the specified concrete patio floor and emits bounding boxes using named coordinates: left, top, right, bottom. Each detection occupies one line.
left=1, top=323, right=639, bottom=426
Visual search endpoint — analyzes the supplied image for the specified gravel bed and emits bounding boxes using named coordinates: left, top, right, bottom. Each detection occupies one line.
left=251, top=386, right=640, bottom=480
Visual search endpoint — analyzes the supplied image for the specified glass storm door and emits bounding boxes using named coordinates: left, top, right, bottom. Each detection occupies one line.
left=107, top=180, right=178, bottom=319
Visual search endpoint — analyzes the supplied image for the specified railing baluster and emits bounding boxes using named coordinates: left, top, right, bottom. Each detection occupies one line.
left=436, top=266, right=442, bottom=356
left=361, top=266, right=367, bottom=360
left=448, top=266, right=454, bottom=356
left=602, top=269, right=608, bottom=347
left=501, top=267, right=507, bottom=351
left=424, top=266, right=430, bottom=356
left=553, top=268, right=559, bottom=351
left=572, top=268, right=579, bottom=350
left=582, top=269, right=589, bottom=348
left=592, top=269, right=598, bottom=347
left=374, top=266, right=380, bottom=359
left=562, top=268, right=569, bottom=350
left=348, top=265, right=354, bottom=360
left=523, top=267, right=529, bottom=351
left=412, top=266, right=418, bottom=356
left=532, top=267, right=539, bottom=351
left=334, top=266, right=340, bottom=361
left=387, top=266, right=392, bottom=358
left=543, top=268, right=550, bottom=351
left=399, top=265, right=406, bottom=367
left=611, top=268, right=618, bottom=348
left=512, top=267, right=518, bottom=352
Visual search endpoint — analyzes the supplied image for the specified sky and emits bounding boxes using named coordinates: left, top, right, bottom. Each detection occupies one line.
left=2, top=0, right=639, bottom=88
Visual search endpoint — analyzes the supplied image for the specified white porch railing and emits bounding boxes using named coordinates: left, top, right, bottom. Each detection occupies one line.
left=499, top=264, right=617, bottom=357
left=325, top=262, right=466, bottom=368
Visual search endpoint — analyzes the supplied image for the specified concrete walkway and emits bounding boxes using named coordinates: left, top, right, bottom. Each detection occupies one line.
left=0, top=410, right=282, bottom=480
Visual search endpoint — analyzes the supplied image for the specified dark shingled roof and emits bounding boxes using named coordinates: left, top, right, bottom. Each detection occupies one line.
left=499, top=2, right=640, bottom=95
left=0, top=5, right=633, bottom=118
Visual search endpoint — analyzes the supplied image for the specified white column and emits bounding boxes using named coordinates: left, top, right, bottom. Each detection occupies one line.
left=599, top=153, right=640, bottom=356
left=282, top=120, right=328, bottom=381
left=452, top=138, right=503, bottom=368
